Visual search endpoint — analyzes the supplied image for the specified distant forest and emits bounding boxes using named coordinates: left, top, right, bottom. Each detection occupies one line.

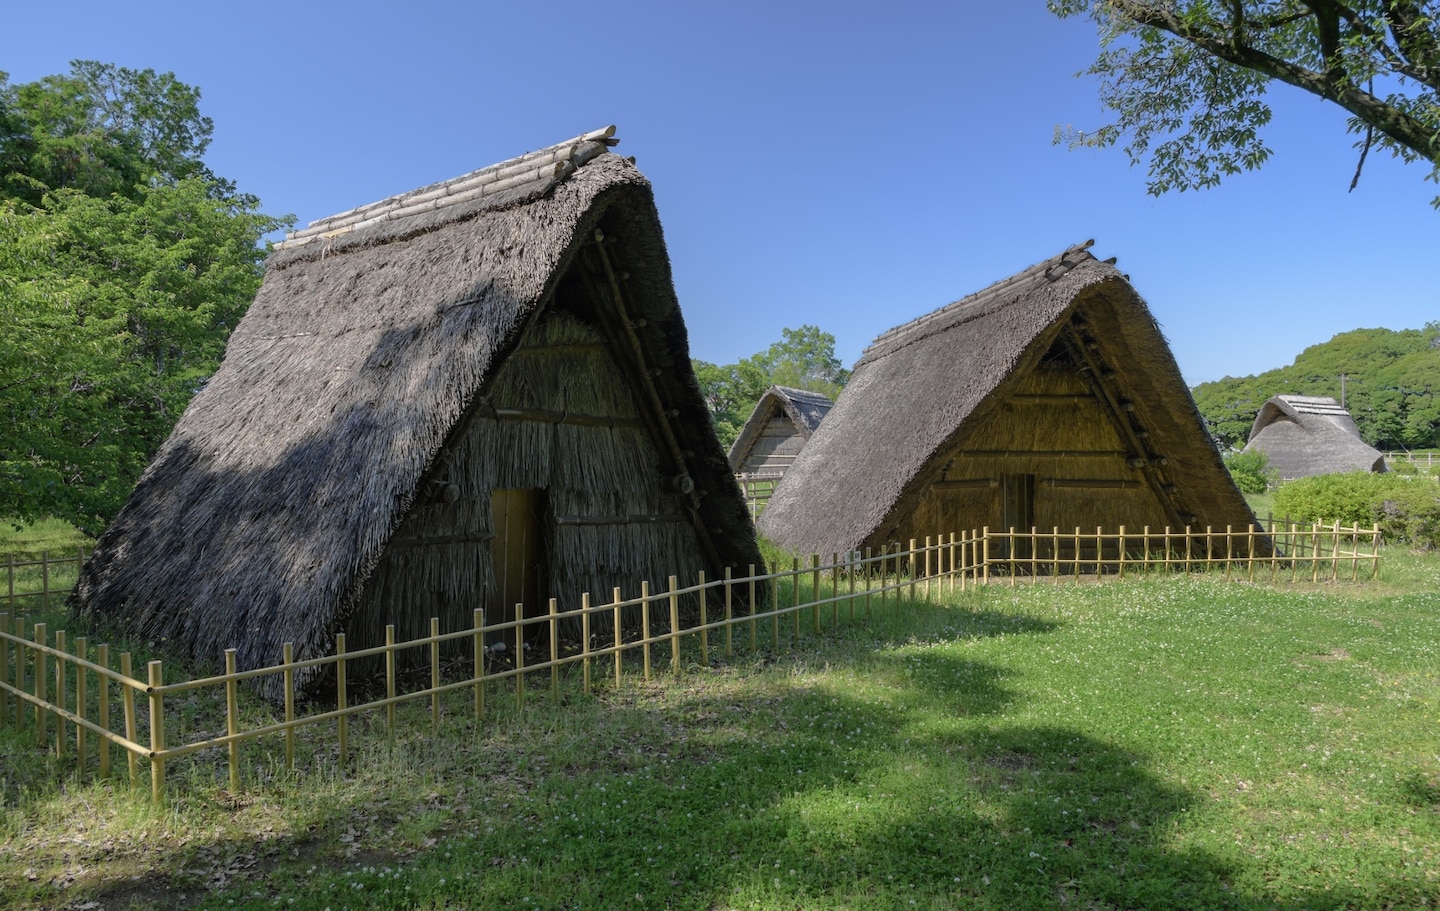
left=1192, top=324, right=1440, bottom=451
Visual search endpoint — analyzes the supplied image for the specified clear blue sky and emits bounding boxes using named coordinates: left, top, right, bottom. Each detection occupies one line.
left=4, top=1, right=1436, bottom=385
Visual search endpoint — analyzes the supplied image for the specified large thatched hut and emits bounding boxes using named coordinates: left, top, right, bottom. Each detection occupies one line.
left=1243, top=395, right=1385, bottom=478
left=73, top=126, right=763, bottom=696
left=758, top=241, right=1260, bottom=559
left=727, top=385, right=834, bottom=479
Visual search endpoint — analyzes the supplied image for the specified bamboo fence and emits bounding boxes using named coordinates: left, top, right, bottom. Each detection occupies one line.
left=0, top=522, right=1380, bottom=802
left=4, top=547, right=88, bottom=613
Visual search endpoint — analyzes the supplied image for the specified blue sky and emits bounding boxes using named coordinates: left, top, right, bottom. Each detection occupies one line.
left=4, top=1, right=1436, bottom=384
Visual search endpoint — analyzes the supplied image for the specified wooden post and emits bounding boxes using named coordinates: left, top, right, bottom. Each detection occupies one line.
left=613, top=587, right=623, bottom=690
left=431, top=617, right=442, bottom=732
left=515, top=601, right=527, bottom=709
left=283, top=643, right=295, bottom=770
left=5, top=554, right=12, bottom=612
left=53, top=629, right=66, bottom=759
left=385, top=625, right=396, bottom=740
left=1225, top=525, right=1234, bottom=581
left=811, top=555, right=822, bottom=635
left=41, top=551, right=49, bottom=612
left=1073, top=526, right=1081, bottom=581
left=147, top=660, right=165, bottom=803
left=908, top=539, right=918, bottom=600
left=474, top=609, right=486, bottom=718
left=121, top=652, right=137, bottom=786
left=848, top=551, right=857, bottom=621
left=548, top=599, right=560, bottom=701
left=669, top=577, right=681, bottom=676
left=97, top=643, right=110, bottom=779
left=791, top=557, right=801, bottom=639
left=74, top=635, right=87, bottom=765
left=225, top=649, right=240, bottom=791
left=1372, top=523, right=1380, bottom=580
left=33, top=622, right=46, bottom=748
left=1247, top=524, right=1257, bottom=583
left=864, top=548, right=874, bottom=615
left=746, top=565, right=758, bottom=653
left=830, top=553, right=839, bottom=628
left=923, top=536, right=932, bottom=600
left=982, top=529, right=990, bottom=584
left=581, top=595, right=592, bottom=695
left=698, top=571, right=709, bottom=666
left=641, top=581, right=652, bottom=683
left=1185, top=526, right=1193, bottom=574
left=337, top=633, right=349, bottom=765
left=724, top=568, right=735, bottom=659
left=1118, top=526, right=1126, bottom=579
left=0, top=611, right=10, bottom=726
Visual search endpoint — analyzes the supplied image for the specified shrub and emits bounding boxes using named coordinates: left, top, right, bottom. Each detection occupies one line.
left=1274, top=472, right=1440, bottom=549
left=1223, top=449, right=1275, bottom=494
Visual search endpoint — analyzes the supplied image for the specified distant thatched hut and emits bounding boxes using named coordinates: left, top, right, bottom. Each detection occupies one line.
left=73, top=127, right=763, bottom=696
left=759, top=241, right=1260, bottom=559
left=728, top=385, right=833, bottom=479
left=1243, top=395, right=1385, bottom=479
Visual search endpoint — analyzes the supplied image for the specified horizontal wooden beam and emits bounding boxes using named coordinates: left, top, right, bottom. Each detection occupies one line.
left=1006, top=394, right=1096, bottom=406
left=955, top=450, right=1127, bottom=459
left=554, top=514, right=689, bottom=527
left=389, top=532, right=495, bottom=548
left=476, top=403, right=642, bottom=429
left=1041, top=478, right=1142, bottom=489
left=933, top=478, right=999, bottom=489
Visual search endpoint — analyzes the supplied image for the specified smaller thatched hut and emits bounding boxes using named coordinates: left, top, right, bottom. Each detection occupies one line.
left=1243, top=395, right=1385, bottom=479
left=73, top=126, right=763, bottom=698
left=759, top=241, right=1261, bottom=561
left=727, top=386, right=834, bottom=479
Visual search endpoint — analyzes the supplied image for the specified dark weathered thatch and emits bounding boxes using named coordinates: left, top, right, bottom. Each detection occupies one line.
left=1243, top=395, right=1385, bottom=478
left=73, top=127, right=763, bottom=697
left=758, top=241, right=1260, bottom=558
left=727, top=385, right=834, bottom=477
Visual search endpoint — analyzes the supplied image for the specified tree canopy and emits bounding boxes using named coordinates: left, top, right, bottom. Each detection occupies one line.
left=1050, top=1, right=1440, bottom=203
left=693, top=325, right=851, bottom=449
left=1, top=62, right=290, bottom=533
left=1191, top=322, right=1440, bottom=449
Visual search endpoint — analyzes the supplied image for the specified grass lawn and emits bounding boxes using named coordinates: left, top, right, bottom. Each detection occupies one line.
left=2, top=554, right=1438, bottom=909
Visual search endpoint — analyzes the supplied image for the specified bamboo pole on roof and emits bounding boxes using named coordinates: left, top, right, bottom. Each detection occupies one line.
left=121, top=652, right=136, bottom=785
left=97, top=643, right=110, bottom=778
left=147, top=660, right=165, bottom=803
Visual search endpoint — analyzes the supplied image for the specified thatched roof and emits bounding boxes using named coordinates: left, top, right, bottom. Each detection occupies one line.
left=727, top=385, right=834, bottom=473
left=1243, top=395, right=1385, bottom=478
left=758, top=241, right=1259, bottom=556
left=73, top=126, right=762, bottom=677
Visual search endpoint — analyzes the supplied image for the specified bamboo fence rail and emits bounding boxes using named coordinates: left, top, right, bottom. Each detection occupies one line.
left=0, top=522, right=1380, bottom=801
left=4, top=547, right=88, bottom=612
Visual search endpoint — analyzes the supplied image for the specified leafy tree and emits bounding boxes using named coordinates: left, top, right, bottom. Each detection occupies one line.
left=1191, top=323, right=1440, bottom=449
left=1223, top=448, right=1276, bottom=493
left=693, top=325, right=851, bottom=449
left=1050, top=1, right=1440, bottom=203
left=0, top=63, right=290, bottom=533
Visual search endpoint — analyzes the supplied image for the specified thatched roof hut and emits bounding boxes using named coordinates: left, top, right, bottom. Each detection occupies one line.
left=727, top=385, right=834, bottom=478
left=758, top=241, right=1260, bottom=558
left=73, top=126, right=763, bottom=696
left=1243, top=395, right=1385, bottom=478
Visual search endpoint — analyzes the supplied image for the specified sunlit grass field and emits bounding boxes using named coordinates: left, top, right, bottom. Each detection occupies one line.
left=2, top=545, right=1436, bottom=910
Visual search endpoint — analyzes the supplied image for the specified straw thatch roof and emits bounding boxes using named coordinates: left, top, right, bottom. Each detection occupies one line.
left=73, top=127, right=762, bottom=692
left=758, top=241, right=1260, bottom=557
left=727, top=386, right=834, bottom=476
left=1243, top=395, right=1385, bottom=478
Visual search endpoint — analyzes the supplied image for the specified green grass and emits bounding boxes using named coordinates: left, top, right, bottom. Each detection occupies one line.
left=2, top=560, right=1437, bottom=910
left=0, top=517, right=93, bottom=561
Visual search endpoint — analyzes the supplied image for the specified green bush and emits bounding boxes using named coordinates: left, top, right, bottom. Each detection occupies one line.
left=1273, top=472, right=1440, bottom=549
left=1223, top=449, right=1275, bottom=494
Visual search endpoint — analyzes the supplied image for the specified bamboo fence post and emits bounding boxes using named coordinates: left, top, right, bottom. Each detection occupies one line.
left=1222, top=526, right=1231, bottom=581
left=6, top=553, right=12, bottom=611
left=1051, top=527, right=1060, bottom=583
left=1118, top=526, right=1126, bottom=580
left=811, top=555, right=822, bottom=635
left=1185, top=526, right=1193, bottom=574
left=97, top=643, right=110, bottom=779
left=516, top=601, right=527, bottom=709
left=336, top=632, right=349, bottom=765
left=54, top=629, right=66, bottom=759
left=906, top=539, right=917, bottom=600
left=225, top=649, right=240, bottom=791
left=1329, top=520, right=1340, bottom=582
left=698, top=571, right=709, bottom=666
left=385, top=625, right=396, bottom=741
left=669, top=577, right=681, bottom=676
left=0, top=611, right=9, bottom=726
left=1248, top=525, right=1257, bottom=583
left=1289, top=523, right=1300, bottom=583
left=1073, top=526, right=1081, bottom=581
left=879, top=549, right=887, bottom=614
left=849, top=551, right=858, bottom=621
left=865, top=547, right=875, bottom=613
left=548, top=600, right=560, bottom=701
left=121, top=652, right=137, bottom=785
left=791, top=557, right=801, bottom=639
left=431, top=617, right=443, bottom=730
left=283, top=643, right=296, bottom=770
left=474, top=609, right=486, bottom=717
left=613, top=587, right=623, bottom=690
left=924, top=536, right=933, bottom=601
left=41, top=551, right=49, bottom=612
left=747, top=566, right=758, bottom=653
left=982, top=529, right=990, bottom=584
left=724, top=568, right=734, bottom=659
left=829, top=553, right=839, bottom=628
left=641, top=581, right=652, bottom=683
left=147, top=660, right=165, bottom=802
left=1349, top=527, right=1360, bottom=582
left=581, top=596, right=592, bottom=695
left=74, top=635, right=87, bottom=766
left=1030, top=526, right=1039, bottom=582
left=1371, top=523, right=1381, bottom=580
left=33, top=622, right=46, bottom=748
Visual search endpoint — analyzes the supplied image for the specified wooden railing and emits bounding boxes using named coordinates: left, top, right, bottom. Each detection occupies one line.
left=0, top=522, right=1380, bottom=801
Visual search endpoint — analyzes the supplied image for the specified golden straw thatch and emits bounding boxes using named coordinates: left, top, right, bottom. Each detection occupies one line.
left=758, top=241, right=1262, bottom=559
left=72, top=127, right=763, bottom=698
left=728, top=385, right=834, bottom=479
